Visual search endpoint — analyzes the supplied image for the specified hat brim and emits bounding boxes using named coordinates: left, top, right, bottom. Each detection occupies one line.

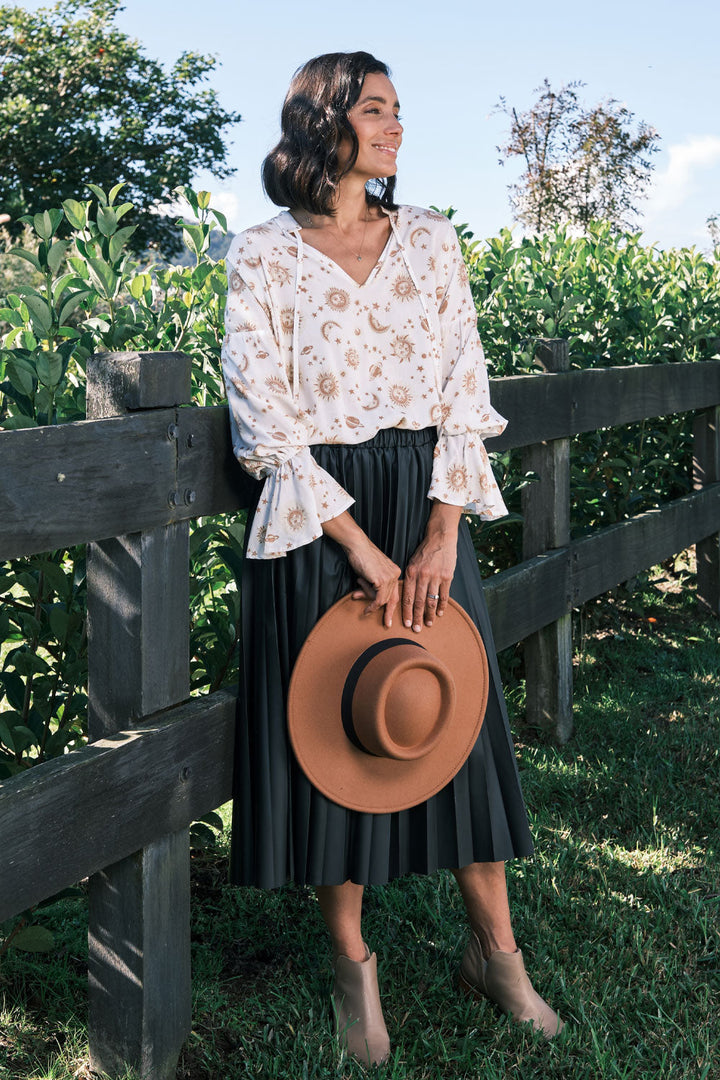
left=288, top=594, right=489, bottom=813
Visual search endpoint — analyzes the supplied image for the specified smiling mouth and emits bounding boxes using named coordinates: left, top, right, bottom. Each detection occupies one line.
left=373, top=144, right=398, bottom=154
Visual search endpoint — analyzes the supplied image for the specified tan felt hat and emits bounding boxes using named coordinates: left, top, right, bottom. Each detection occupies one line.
left=287, top=593, right=489, bottom=813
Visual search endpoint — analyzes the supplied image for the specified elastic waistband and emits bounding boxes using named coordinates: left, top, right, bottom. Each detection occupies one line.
left=311, top=425, right=437, bottom=453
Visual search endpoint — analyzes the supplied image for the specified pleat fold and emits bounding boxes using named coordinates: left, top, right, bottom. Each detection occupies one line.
left=230, top=426, right=533, bottom=888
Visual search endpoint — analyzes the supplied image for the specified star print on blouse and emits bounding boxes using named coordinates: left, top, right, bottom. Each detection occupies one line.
left=222, top=205, right=508, bottom=559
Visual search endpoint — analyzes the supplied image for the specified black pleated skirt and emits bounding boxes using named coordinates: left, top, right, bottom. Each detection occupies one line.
left=229, top=426, right=534, bottom=889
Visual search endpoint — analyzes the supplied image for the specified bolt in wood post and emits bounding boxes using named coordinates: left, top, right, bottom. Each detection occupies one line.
left=693, top=403, right=720, bottom=614
left=86, top=352, right=192, bottom=1080
left=521, top=339, right=573, bottom=743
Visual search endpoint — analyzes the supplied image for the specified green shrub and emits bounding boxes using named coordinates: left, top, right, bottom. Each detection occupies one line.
left=2, top=196, right=719, bottom=775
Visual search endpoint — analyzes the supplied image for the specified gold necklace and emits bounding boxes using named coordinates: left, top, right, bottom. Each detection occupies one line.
left=299, top=209, right=370, bottom=262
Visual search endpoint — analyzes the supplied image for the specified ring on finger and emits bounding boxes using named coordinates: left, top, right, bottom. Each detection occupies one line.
left=427, top=593, right=440, bottom=601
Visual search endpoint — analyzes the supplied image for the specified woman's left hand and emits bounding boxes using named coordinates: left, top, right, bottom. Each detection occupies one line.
left=403, top=502, right=462, bottom=632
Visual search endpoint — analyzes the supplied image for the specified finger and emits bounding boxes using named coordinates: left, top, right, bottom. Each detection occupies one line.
left=401, top=578, right=415, bottom=629
left=383, top=581, right=399, bottom=629
left=435, top=586, right=450, bottom=617
left=353, top=576, right=375, bottom=602
left=412, top=585, right=427, bottom=633
left=424, top=587, right=440, bottom=626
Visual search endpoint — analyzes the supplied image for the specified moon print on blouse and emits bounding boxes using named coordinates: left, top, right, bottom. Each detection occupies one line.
left=368, top=312, right=390, bottom=333
left=321, top=320, right=341, bottom=342
left=410, top=226, right=431, bottom=247
left=360, top=391, right=381, bottom=411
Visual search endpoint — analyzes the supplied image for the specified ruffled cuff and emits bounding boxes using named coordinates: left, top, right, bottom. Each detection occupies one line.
left=246, top=447, right=355, bottom=559
left=428, top=432, right=508, bottom=519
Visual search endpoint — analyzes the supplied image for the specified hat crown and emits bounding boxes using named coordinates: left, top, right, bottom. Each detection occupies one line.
left=349, top=642, right=456, bottom=761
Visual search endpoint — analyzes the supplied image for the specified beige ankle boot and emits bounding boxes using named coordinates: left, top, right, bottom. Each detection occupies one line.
left=333, top=947, right=390, bottom=1065
left=459, top=932, right=564, bottom=1039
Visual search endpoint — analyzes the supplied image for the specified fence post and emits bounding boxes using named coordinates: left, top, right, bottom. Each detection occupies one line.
left=521, top=339, right=573, bottom=743
left=693, top=403, right=720, bottom=614
left=86, top=352, right=192, bottom=1080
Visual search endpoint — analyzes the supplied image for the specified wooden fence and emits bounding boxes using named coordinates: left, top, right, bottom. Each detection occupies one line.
left=1, top=346, right=719, bottom=1079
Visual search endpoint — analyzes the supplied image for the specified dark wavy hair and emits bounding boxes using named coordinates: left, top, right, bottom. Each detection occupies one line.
left=262, top=51, right=398, bottom=215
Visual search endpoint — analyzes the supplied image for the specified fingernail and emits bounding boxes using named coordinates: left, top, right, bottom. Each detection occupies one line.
left=404, top=619, right=411, bottom=627
left=413, top=623, right=421, bottom=632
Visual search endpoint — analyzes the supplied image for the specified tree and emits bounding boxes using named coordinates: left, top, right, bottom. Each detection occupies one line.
left=496, top=79, right=659, bottom=233
left=0, top=0, right=241, bottom=254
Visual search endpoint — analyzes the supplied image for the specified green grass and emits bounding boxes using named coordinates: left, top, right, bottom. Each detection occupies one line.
left=1, top=561, right=719, bottom=1079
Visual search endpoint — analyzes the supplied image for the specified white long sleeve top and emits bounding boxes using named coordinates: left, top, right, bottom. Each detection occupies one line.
left=221, top=205, right=508, bottom=559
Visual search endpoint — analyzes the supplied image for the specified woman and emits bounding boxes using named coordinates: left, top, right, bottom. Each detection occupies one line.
left=221, top=51, right=563, bottom=1064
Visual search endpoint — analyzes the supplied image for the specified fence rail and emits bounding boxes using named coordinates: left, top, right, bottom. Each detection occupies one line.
left=1, top=348, right=719, bottom=1079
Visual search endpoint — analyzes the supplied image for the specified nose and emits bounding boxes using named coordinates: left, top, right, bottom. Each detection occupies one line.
left=386, top=113, right=403, bottom=136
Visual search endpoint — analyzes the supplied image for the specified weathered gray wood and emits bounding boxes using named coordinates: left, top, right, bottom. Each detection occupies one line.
left=693, top=406, right=720, bottom=614
left=86, top=351, right=192, bottom=416
left=86, top=352, right=192, bottom=1080
left=87, top=525, right=190, bottom=735
left=0, top=407, right=256, bottom=560
left=571, top=485, right=720, bottom=606
left=177, top=405, right=261, bottom=518
left=89, top=829, right=190, bottom=1080
left=4, top=361, right=720, bottom=561
left=520, top=340, right=573, bottom=743
left=0, top=691, right=236, bottom=923
left=0, top=412, right=178, bottom=560
left=483, top=550, right=569, bottom=652
left=487, top=359, right=720, bottom=451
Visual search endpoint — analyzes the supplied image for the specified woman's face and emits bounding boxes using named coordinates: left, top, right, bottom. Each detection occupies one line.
left=344, top=72, right=403, bottom=180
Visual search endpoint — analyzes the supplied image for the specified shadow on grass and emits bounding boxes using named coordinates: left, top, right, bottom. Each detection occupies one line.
left=1, top=572, right=718, bottom=1079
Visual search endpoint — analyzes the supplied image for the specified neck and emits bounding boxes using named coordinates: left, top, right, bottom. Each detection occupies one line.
left=331, top=174, right=373, bottom=229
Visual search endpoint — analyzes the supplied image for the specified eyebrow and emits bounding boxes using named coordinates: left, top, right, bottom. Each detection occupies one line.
left=357, top=94, right=401, bottom=109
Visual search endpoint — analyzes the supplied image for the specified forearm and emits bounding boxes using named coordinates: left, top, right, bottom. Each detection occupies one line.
left=322, top=509, right=368, bottom=555
left=425, top=500, right=462, bottom=540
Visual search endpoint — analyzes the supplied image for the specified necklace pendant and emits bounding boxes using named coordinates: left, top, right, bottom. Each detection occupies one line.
left=357, top=255, right=362, bottom=261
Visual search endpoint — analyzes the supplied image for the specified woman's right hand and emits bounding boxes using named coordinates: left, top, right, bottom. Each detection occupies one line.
left=322, top=511, right=401, bottom=627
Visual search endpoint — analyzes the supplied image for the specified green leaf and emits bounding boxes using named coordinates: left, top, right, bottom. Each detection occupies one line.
left=96, top=205, right=118, bottom=237
left=58, top=289, right=92, bottom=324
left=182, top=223, right=208, bottom=256
left=33, top=210, right=55, bottom=241
left=108, top=182, right=127, bottom=206
left=23, top=294, right=54, bottom=336
left=35, top=352, right=64, bottom=388
left=0, top=718, right=17, bottom=754
left=9, top=725, right=39, bottom=752
left=86, top=183, right=109, bottom=207
left=47, top=239, right=69, bottom=275
left=11, top=925, right=55, bottom=953
left=6, top=360, right=35, bottom=397
left=9, top=248, right=42, bottom=272
left=108, top=224, right=137, bottom=263
left=62, top=198, right=88, bottom=230
left=211, top=209, right=228, bottom=233
left=87, top=258, right=119, bottom=298
left=48, top=608, right=70, bottom=640
left=197, top=190, right=211, bottom=210
left=129, top=273, right=151, bottom=300
left=1, top=414, right=38, bottom=431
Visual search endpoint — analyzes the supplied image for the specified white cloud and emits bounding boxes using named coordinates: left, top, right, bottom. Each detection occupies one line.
left=646, top=135, right=720, bottom=216
left=205, top=191, right=243, bottom=232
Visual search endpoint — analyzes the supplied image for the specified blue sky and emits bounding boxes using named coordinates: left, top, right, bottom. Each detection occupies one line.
left=17, top=0, right=720, bottom=249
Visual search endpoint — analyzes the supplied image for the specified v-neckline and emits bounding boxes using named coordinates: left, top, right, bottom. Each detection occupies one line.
left=300, top=230, right=394, bottom=288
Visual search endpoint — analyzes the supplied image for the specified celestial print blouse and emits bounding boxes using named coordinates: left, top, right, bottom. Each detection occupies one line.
left=221, top=205, right=509, bottom=559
